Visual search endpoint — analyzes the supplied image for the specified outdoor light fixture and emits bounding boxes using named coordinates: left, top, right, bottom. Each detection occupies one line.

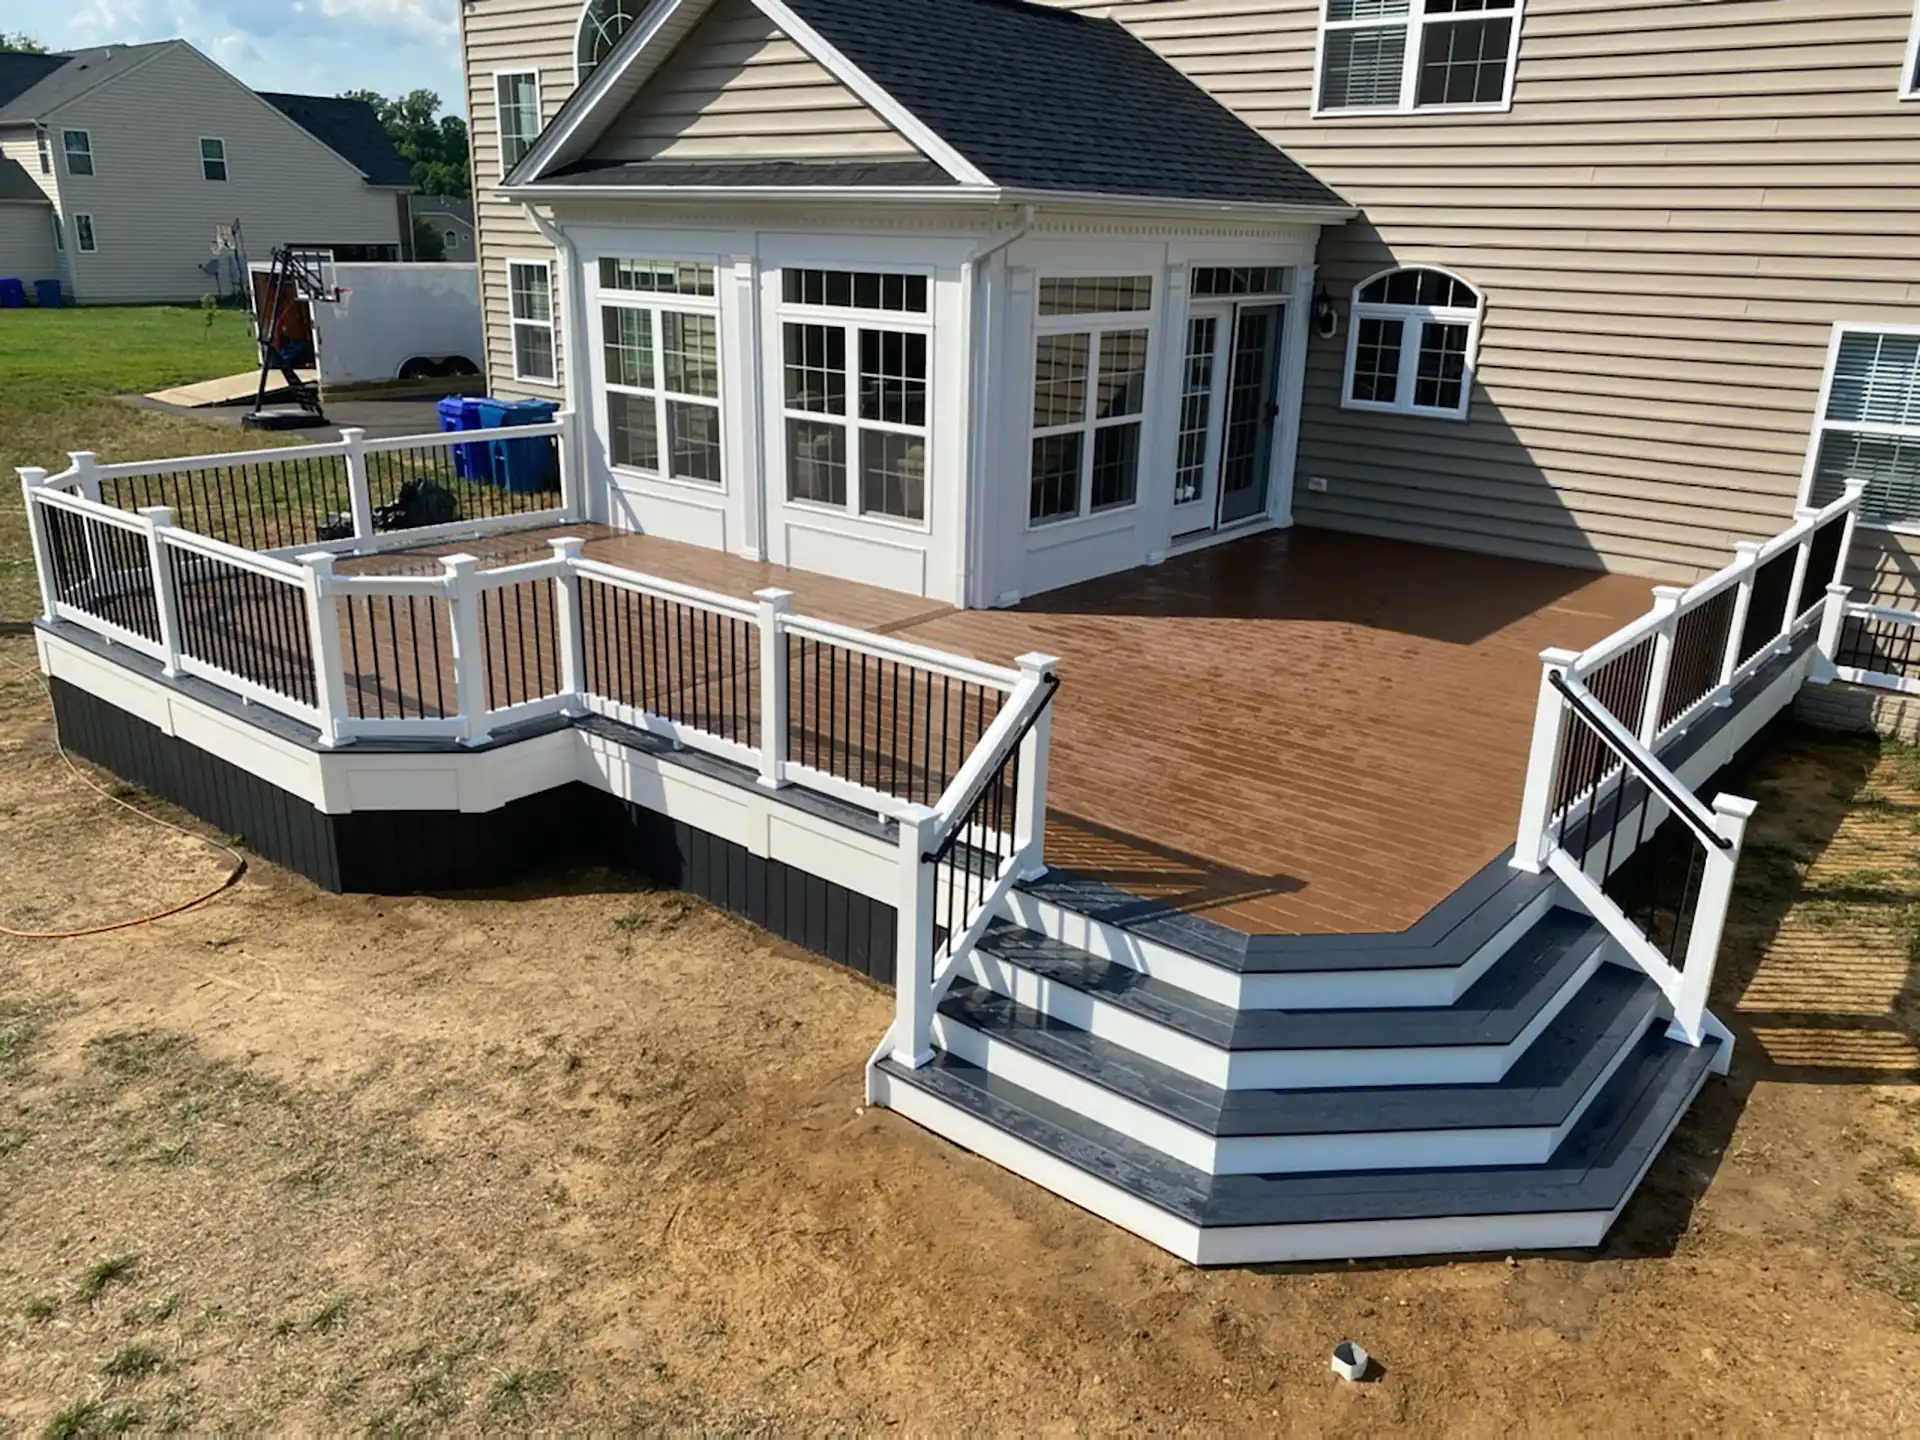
left=1312, top=284, right=1340, bottom=340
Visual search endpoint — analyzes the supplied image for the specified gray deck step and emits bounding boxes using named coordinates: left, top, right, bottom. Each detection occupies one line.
left=874, top=1023, right=1719, bottom=1232
left=972, top=907, right=1608, bottom=1052
left=937, top=960, right=1663, bottom=1139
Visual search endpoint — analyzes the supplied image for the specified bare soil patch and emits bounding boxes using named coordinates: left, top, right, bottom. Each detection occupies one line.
left=3, top=633, right=1919, bottom=1433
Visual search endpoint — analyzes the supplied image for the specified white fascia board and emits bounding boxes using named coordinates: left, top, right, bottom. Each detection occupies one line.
left=497, top=183, right=1003, bottom=208
left=996, top=188, right=1357, bottom=225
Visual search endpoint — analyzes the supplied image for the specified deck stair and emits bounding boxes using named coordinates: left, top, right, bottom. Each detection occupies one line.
left=869, top=863, right=1723, bottom=1265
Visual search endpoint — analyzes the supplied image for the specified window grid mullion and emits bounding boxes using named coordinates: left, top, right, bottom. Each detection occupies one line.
left=1399, top=317, right=1425, bottom=412
left=1080, top=330, right=1105, bottom=514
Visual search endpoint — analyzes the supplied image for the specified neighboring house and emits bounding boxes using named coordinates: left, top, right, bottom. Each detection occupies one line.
left=413, top=195, right=477, bottom=262
left=0, top=42, right=415, bottom=304
left=458, top=0, right=1920, bottom=612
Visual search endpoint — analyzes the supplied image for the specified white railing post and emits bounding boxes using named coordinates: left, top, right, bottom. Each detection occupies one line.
left=340, top=427, right=375, bottom=542
left=442, top=554, right=489, bottom=744
left=1835, top=478, right=1868, bottom=587
left=68, top=450, right=101, bottom=503
left=1512, top=646, right=1580, bottom=873
left=890, top=803, right=941, bottom=1069
left=137, top=507, right=184, bottom=677
left=1779, top=507, right=1818, bottom=647
left=18, top=467, right=58, bottom=622
left=1012, top=652, right=1059, bottom=878
left=557, top=408, right=585, bottom=523
left=755, top=587, right=793, bottom=789
left=68, top=450, right=109, bottom=598
left=297, top=552, right=350, bottom=747
left=1667, top=792, right=1756, bottom=1050
left=1816, top=581, right=1851, bottom=670
left=549, top=536, right=587, bottom=710
left=1637, top=586, right=1685, bottom=748
left=1715, top=541, right=1764, bottom=703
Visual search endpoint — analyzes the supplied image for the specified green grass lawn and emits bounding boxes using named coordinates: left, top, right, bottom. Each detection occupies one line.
left=0, top=305, right=284, bottom=624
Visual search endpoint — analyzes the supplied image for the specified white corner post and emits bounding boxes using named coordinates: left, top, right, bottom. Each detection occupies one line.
left=549, top=536, right=587, bottom=709
left=1716, top=540, right=1764, bottom=703
left=1815, top=581, right=1851, bottom=678
left=1012, top=652, right=1059, bottom=879
left=890, top=803, right=941, bottom=1069
left=1668, top=792, right=1757, bottom=1052
left=67, top=450, right=108, bottom=593
left=558, top=408, right=586, bottom=523
left=137, top=506, right=183, bottom=678
left=1837, top=478, right=1868, bottom=583
left=18, top=467, right=57, bottom=622
left=1637, top=586, right=1685, bottom=748
left=754, top=587, right=793, bottom=789
left=68, top=450, right=101, bottom=503
left=1512, top=646, right=1581, bottom=873
left=442, top=553, right=488, bottom=744
left=340, top=427, right=375, bottom=542
left=1780, top=506, right=1818, bottom=649
left=297, top=552, right=349, bottom=747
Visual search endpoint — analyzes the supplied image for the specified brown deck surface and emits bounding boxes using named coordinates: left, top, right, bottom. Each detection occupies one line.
left=377, top=524, right=1648, bottom=937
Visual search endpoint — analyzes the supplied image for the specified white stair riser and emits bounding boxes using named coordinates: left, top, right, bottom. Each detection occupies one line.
left=957, top=942, right=1606, bottom=1090
left=1003, top=883, right=1560, bottom=1010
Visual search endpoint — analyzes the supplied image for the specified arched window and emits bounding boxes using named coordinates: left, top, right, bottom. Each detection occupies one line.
left=577, top=0, right=642, bottom=82
left=1342, top=266, right=1483, bottom=420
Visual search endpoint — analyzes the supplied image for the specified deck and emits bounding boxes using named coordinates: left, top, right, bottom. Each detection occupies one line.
left=348, top=525, right=1651, bottom=936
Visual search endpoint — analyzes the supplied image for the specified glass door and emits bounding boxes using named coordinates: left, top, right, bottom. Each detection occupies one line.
left=1171, top=305, right=1231, bottom=536
left=1216, top=302, right=1284, bottom=527
left=1171, top=301, right=1286, bottom=535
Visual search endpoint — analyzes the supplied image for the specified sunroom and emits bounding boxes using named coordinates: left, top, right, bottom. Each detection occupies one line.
left=498, top=0, right=1352, bottom=606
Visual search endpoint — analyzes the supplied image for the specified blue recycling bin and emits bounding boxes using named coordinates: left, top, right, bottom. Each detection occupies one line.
left=33, top=279, right=61, bottom=309
left=475, top=397, right=561, bottom=494
left=436, top=395, right=488, bottom=480
left=0, top=279, right=25, bottom=309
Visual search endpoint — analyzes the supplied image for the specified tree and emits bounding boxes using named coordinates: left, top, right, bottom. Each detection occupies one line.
left=0, top=33, right=48, bottom=52
left=342, top=88, right=471, bottom=200
left=411, top=215, right=447, bottom=263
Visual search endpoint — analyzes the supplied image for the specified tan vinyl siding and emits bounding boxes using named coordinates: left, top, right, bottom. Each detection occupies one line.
left=0, top=201, right=59, bottom=285
left=590, top=0, right=920, bottom=162
left=0, top=127, right=62, bottom=207
left=1049, top=0, right=1920, bottom=580
left=463, top=0, right=575, bottom=400
left=42, top=43, right=402, bottom=305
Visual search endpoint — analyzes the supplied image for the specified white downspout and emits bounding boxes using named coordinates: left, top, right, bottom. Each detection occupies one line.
left=527, top=207, right=591, bottom=522
left=958, top=204, right=1037, bottom=608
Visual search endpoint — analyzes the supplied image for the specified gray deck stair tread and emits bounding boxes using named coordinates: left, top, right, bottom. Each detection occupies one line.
left=878, top=1026, right=1717, bottom=1229
left=940, top=962, right=1662, bottom=1136
left=975, top=909, right=1606, bottom=1051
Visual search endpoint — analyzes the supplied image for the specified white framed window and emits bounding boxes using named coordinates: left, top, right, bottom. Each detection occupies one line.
left=50, top=214, right=63, bottom=252
left=1903, top=0, right=1920, bottom=98
left=1315, top=0, right=1524, bottom=116
left=508, top=259, right=556, bottom=383
left=777, top=268, right=932, bottom=524
left=577, top=0, right=642, bottom=81
left=495, top=70, right=541, bottom=177
left=74, top=214, right=97, bottom=253
left=599, top=257, right=724, bottom=488
left=1801, top=324, right=1920, bottom=531
left=1028, top=275, right=1154, bottom=526
left=1342, top=266, right=1482, bottom=419
left=200, top=137, right=228, bottom=182
left=62, top=129, right=94, bottom=177
left=35, top=128, right=50, bottom=175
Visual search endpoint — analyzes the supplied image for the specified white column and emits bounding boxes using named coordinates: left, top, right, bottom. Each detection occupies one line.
left=137, top=506, right=183, bottom=677
left=340, top=427, right=375, bottom=542
left=1012, top=652, right=1059, bottom=878
left=557, top=408, right=586, bottom=523
left=298, top=552, right=350, bottom=747
left=890, top=804, right=942, bottom=1069
left=754, top=587, right=793, bottom=788
left=1816, top=581, right=1851, bottom=674
left=18, top=467, right=58, bottom=622
left=68, top=450, right=101, bottom=503
left=1668, top=793, right=1756, bottom=1048
left=1638, top=585, right=1685, bottom=748
left=68, top=450, right=108, bottom=599
left=1716, top=541, right=1763, bottom=702
left=1780, top=507, right=1818, bottom=646
left=442, top=553, right=488, bottom=744
left=1835, top=478, right=1869, bottom=589
left=1512, top=646, right=1581, bottom=873
left=549, top=535, right=586, bottom=708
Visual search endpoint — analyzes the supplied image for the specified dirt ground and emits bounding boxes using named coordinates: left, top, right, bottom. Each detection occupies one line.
left=1, top=630, right=1918, bottom=1435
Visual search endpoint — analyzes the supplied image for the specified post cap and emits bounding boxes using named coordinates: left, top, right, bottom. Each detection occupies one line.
left=66, top=450, right=98, bottom=464
left=1711, top=792, right=1760, bottom=821
left=440, top=552, right=480, bottom=575
left=1826, top=580, right=1852, bottom=595
left=753, top=586, right=795, bottom=607
left=549, top=535, right=587, bottom=557
left=1538, top=645, right=1582, bottom=666
left=296, top=550, right=337, bottom=572
left=1734, top=540, right=1765, bottom=556
left=338, top=426, right=367, bottom=442
left=17, top=466, right=49, bottom=483
left=136, top=505, right=175, bottom=525
left=1016, top=651, right=1060, bottom=675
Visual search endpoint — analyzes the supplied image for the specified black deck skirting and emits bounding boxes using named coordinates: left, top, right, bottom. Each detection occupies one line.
left=48, top=678, right=897, bottom=985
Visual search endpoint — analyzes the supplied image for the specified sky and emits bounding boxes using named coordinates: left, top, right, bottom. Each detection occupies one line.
left=10, top=0, right=467, bottom=114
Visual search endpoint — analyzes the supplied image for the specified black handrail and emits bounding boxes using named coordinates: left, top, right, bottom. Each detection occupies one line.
left=1548, top=669, right=1732, bottom=853
left=924, top=672, right=1060, bottom=865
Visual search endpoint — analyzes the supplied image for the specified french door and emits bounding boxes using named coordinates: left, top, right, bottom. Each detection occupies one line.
left=1171, top=301, right=1286, bottom=536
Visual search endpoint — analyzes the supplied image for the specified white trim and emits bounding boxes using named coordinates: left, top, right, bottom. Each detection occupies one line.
left=73, top=212, right=97, bottom=253
left=61, top=127, right=94, bottom=177
left=1794, top=320, right=1920, bottom=531
left=1902, top=0, right=1920, bottom=99
left=198, top=135, right=229, bottom=183
left=1311, top=0, right=1526, bottom=119
left=574, top=0, right=644, bottom=84
left=1340, top=265, right=1484, bottom=420
left=34, top=127, right=51, bottom=176
left=508, top=256, right=558, bottom=384
left=594, top=257, right=729, bottom=494
left=50, top=212, right=63, bottom=252
left=493, top=68, right=543, bottom=182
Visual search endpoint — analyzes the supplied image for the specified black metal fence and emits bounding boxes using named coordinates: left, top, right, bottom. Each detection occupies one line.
left=1657, top=586, right=1736, bottom=731
left=101, top=454, right=354, bottom=553
left=1836, top=610, right=1920, bottom=682
left=478, top=577, right=565, bottom=713
left=40, top=506, right=162, bottom=643
left=339, top=591, right=456, bottom=721
left=578, top=579, right=758, bottom=744
left=169, top=547, right=317, bottom=708
left=365, top=435, right=561, bottom=534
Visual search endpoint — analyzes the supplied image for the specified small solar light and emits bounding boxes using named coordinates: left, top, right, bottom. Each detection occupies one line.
left=1330, top=1340, right=1369, bottom=1382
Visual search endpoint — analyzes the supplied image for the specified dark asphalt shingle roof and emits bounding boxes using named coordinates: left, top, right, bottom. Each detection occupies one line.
left=260, top=92, right=416, bottom=188
left=544, top=158, right=957, bottom=189
left=776, top=0, right=1342, bottom=207
left=412, top=194, right=475, bottom=224
left=0, top=43, right=170, bottom=122
left=0, top=155, right=49, bottom=204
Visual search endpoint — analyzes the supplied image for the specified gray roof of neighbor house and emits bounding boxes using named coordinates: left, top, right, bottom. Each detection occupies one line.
left=0, top=43, right=170, bottom=122
left=258, top=93, right=417, bottom=188
left=531, top=0, right=1342, bottom=209
left=412, top=194, right=475, bottom=224
left=0, top=155, right=49, bottom=204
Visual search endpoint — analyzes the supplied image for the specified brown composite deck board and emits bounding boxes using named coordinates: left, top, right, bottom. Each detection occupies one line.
left=313, top=525, right=1650, bottom=935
